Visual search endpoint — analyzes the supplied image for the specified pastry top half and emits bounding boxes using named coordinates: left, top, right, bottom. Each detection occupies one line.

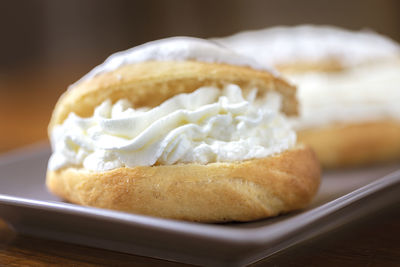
left=213, top=25, right=400, bottom=71
left=49, top=37, right=296, bottom=130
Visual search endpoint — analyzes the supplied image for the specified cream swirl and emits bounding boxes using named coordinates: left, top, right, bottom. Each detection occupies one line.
left=48, top=84, right=296, bottom=171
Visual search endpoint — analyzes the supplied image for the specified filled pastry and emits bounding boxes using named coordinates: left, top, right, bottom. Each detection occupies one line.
left=215, top=25, right=400, bottom=168
left=47, top=37, right=320, bottom=222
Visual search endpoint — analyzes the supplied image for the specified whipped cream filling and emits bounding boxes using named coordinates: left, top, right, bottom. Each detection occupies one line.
left=48, top=84, right=296, bottom=171
left=72, top=37, right=275, bottom=87
left=289, top=60, right=400, bottom=129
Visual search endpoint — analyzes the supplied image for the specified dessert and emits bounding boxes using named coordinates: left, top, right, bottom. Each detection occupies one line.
left=47, top=37, right=320, bottom=222
left=214, top=25, right=400, bottom=168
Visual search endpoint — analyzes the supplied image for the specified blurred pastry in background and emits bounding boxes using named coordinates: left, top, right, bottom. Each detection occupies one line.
left=214, top=25, right=400, bottom=168
left=46, top=37, right=320, bottom=222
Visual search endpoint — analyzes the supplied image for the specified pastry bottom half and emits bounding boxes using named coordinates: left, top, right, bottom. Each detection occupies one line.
left=47, top=146, right=320, bottom=222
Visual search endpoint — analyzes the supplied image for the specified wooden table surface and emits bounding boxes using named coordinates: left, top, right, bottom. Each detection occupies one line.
left=0, top=65, right=399, bottom=266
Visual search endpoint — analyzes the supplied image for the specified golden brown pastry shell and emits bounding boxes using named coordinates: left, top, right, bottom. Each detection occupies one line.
left=47, top=146, right=320, bottom=222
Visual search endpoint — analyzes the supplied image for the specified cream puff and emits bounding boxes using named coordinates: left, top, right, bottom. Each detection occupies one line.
left=46, top=37, right=320, bottom=222
left=214, top=25, right=400, bottom=168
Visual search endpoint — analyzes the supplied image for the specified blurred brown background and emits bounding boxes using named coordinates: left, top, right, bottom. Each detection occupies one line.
left=1, top=0, right=400, bottom=152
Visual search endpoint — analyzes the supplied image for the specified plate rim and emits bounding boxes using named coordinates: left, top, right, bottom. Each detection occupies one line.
left=1, top=166, right=399, bottom=245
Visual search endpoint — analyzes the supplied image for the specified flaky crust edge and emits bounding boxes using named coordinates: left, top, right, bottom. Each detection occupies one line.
left=46, top=146, right=320, bottom=222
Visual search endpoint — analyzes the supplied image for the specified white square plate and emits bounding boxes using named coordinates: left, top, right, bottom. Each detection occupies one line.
left=0, top=143, right=399, bottom=266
